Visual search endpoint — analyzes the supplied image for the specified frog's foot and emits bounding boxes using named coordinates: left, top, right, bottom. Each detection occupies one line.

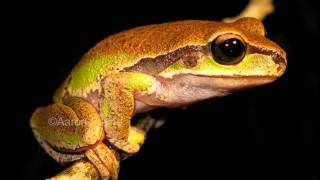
left=108, top=126, right=146, bottom=154
left=135, top=115, right=166, bottom=132
left=85, top=143, right=119, bottom=180
left=48, top=142, right=120, bottom=180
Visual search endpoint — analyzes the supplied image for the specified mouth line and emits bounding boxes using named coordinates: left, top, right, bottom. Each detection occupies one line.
left=191, top=74, right=278, bottom=80
left=186, top=74, right=278, bottom=90
left=165, top=73, right=279, bottom=91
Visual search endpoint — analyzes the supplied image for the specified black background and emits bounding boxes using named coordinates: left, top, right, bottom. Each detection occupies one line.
left=2, top=0, right=319, bottom=179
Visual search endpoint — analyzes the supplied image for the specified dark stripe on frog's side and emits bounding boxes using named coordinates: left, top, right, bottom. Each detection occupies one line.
left=122, top=44, right=284, bottom=75
left=122, top=46, right=206, bottom=75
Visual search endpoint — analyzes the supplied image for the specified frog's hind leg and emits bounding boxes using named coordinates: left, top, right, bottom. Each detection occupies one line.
left=31, top=97, right=121, bottom=180
left=30, top=97, right=104, bottom=163
left=48, top=143, right=120, bottom=180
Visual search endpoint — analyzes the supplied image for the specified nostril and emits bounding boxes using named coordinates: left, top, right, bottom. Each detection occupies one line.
left=271, top=53, right=287, bottom=76
left=272, top=53, right=286, bottom=64
left=277, top=59, right=287, bottom=76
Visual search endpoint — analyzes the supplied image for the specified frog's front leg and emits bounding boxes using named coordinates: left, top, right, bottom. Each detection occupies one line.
left=101, top=73, right=157, bottom=154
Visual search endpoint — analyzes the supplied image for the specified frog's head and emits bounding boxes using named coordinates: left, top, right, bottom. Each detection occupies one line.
left=157, top=17, right=287, bottom=95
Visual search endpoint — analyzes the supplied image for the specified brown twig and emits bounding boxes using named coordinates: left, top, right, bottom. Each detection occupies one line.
left=48, top=160, right=99, bottom=180
left=223, top=0, right=274, bottom=22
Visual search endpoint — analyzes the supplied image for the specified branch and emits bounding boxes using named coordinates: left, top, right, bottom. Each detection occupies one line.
left=223, top=0, right=274, bottom=22
left=48, top=160, right=99, bottom=180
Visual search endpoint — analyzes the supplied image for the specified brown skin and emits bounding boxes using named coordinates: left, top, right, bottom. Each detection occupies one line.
left=84, top=18, right=284, bottom=59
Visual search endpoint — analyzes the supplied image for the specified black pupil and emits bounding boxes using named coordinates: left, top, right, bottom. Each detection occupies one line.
left=219, top=38, right=245, bottom=58
left=211, top=37, right=246, bottom=65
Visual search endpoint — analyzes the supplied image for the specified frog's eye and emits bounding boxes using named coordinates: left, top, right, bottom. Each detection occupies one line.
left=211, top=34, right=246, bottom=65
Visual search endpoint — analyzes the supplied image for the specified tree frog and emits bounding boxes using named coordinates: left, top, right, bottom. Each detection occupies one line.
left=30, top=17, right=286, bottom=180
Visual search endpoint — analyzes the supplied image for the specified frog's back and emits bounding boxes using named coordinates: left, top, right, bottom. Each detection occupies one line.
left=53, top=20, right=224, bottom=101
left=86, top=20, right=220, bottom=61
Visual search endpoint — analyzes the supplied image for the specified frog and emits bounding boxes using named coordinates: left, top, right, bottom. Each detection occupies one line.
left=30, top=17, right=286, bottom=180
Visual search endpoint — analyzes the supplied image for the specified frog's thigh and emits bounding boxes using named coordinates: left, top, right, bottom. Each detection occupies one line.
left=30, top=97, right=104, bottom=163
left=101, top=88, right=145, bottom=154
